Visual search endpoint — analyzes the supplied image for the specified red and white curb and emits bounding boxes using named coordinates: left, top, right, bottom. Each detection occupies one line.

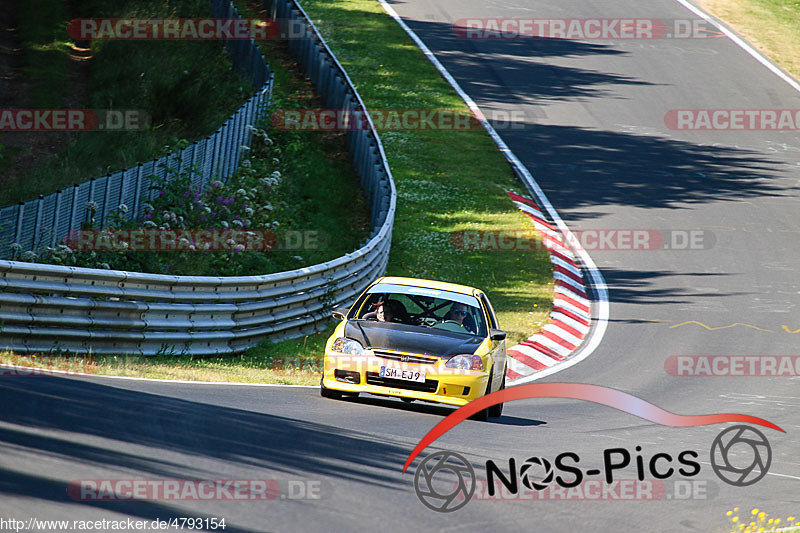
left=505, top=191, right=591, bottom=383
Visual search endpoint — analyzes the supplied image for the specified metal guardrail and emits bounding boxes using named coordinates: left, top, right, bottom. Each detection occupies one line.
left=0, top=0, right=396, bottom=356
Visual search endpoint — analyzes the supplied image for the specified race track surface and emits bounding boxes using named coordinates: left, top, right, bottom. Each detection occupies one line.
left=2, top=0, right=800, bottom=531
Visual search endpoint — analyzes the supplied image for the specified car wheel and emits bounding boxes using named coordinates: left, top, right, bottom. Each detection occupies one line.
left=401, top=398, right=415, bottom=403
left=469, top=371, right=494, bottom=421
left=488, top=370, right=505, bottom=418
left=320, top=377, right=354, bottom=400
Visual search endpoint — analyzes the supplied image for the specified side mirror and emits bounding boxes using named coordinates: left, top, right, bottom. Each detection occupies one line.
left=331, top=308, right=349, bottom=321
left=489, top=328, right=506, bottom=341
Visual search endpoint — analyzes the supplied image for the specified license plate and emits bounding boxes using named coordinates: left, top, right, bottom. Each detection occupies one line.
left=380, top=365, right=426, bottom=383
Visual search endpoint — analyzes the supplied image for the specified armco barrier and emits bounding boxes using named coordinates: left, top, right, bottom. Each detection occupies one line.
left=0, top=0, right=396, bottom=356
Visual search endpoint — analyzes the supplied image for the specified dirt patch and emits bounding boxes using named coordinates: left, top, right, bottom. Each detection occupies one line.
left=0, top=0, right=91, bottom=201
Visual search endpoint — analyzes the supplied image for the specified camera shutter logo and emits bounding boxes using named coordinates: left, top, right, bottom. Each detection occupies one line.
left=519, top=456, right=554, bottom=491
left=413, top=451, right=475, bottom=512
left=710, top=425, right=772, bottom=487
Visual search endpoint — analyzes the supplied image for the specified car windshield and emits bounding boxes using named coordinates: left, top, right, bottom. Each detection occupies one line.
left=352, top=283, right=487, bottom=337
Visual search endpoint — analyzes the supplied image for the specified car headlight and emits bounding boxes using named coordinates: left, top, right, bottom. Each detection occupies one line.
left=445, top=354, right=484, bottom=371
left=331, top=337, right=366, bottom=356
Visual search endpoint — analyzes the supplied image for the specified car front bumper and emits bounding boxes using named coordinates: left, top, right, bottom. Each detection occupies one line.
left=321, top=352, right=490, bottom=406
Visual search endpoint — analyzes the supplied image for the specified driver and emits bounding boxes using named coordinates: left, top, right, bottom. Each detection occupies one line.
left=443, top=302, right=477, bottom=333
left=444, top=303, right=469, bottom=325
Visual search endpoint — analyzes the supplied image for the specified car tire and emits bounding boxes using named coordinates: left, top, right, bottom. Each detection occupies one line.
left=320, top=377, right=355, bottom=400
left=488, top=370, right=505, bottom=418
left=469, top=371, right=494, bottom=421
left=320, top=383, right=342, bottom=399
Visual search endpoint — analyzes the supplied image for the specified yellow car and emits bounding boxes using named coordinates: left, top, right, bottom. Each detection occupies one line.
left=320, top=276, right=508, bottom=420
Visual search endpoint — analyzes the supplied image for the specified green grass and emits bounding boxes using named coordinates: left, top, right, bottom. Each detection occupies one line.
left=2, top=0, right=555, bottom=385
left=223, top=0, right=554, bottom=382
left=698, top=0, right=800, bottom=79
left=278, top=0, right=554, bottom=339
left=2, top=0, right=253, bottom=206
left=0, top=350, right=321, bottom=385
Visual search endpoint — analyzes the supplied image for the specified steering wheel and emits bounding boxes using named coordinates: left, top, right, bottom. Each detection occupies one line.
left=442, top=319, right=463, bottom=326
left=418, top=317, right=438, bottom=327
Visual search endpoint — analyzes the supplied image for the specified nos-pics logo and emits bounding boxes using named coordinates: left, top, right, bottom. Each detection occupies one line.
left=413, top=425, right=772, bottom=512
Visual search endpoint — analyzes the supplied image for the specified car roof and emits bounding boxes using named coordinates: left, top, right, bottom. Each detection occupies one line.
left=375, top=276, right=481, bottom=296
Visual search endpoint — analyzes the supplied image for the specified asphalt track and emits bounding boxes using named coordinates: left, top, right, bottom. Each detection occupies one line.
left=2, top=0, right=800, bottom=531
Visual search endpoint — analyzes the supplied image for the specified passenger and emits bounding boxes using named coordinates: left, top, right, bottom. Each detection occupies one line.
left=364, top=300, right=407, bottom=323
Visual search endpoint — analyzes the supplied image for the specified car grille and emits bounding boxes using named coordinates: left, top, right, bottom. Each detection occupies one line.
left=366, top=372, right=439, bottom=393
left=372, top=351, right=439, bottom=365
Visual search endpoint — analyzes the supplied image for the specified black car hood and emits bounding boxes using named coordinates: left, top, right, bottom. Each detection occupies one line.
left=344, top=321, right=483, bottom=357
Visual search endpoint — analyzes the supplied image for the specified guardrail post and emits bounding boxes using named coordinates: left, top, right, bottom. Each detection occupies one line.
left=68, top=184, right=79, bottom=233
left=50, top=190, right=63, bottom=247
left=13, top=202, right=24, bottom=257
left=32, top=195, right=44, bottom=252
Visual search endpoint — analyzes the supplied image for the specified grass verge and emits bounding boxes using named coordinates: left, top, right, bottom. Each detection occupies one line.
left=0, top=0, right=555, bottom=385
left=697, top=0, right=800, bottom=79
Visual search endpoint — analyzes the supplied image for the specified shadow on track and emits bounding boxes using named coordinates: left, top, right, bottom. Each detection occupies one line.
left=0, top=376, right=462, bottom=525
left=336, top=394, right=547, bottom=427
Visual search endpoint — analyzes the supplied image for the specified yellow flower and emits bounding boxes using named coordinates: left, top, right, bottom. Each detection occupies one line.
left=734, top=508, right=739, bottom=512
left=728, top=511, right=733, bottom=517
left=752, top=509, right=759, bottom=515
left=732, top=517, right=739, bottom=522
left=758, top=512, right=766, bottom=520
